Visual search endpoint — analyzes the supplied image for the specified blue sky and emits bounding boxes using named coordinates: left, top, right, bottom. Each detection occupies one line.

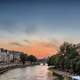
left=0, top=0, right=80, bottom=46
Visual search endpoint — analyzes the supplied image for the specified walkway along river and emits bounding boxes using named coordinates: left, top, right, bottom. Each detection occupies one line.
left=0, top=65, right=73, bottom=80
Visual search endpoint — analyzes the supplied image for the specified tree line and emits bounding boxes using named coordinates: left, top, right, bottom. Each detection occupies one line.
left=48, top=42, right=80, bottom=75
left=0, top=48, right=37, bottom=65
left=20, top=53, right=37, bottom=65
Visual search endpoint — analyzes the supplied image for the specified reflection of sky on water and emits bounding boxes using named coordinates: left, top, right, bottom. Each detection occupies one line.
left=0, top=65, right=54, bottom=80
left=0, top=65, right=73, bottom=80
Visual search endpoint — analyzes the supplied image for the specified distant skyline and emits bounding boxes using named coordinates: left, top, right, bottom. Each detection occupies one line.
left=0, top=0, right=80, bottom=58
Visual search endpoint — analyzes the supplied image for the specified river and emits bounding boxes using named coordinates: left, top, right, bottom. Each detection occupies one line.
left=0, top=65, right=73, bottom=80
left=0, top=65, right=54, bottom=80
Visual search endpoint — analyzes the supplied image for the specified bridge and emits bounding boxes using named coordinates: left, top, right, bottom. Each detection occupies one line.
left=37, top=58, right=48, bottom=65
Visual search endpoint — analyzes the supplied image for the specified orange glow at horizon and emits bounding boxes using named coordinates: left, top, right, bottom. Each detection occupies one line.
left=0, top=40, right=58, bottom=58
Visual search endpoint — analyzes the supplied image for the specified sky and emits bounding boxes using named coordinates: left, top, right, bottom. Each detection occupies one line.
left=0, top=0, right=80, bottom=58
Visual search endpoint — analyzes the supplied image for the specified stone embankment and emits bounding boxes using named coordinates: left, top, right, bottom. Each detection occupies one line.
left=48, top=66, right=73, bottom=80
left=0, top=64, right=22, bottom=74
left=0, top=63, right=30, bottom=74
left=0, top=62, right=39, bottom=74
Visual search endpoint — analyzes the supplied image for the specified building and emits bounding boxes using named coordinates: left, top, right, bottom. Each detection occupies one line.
left=13, top=51, right=21, bottom=63
left=0, top=48, right=21, bottom=64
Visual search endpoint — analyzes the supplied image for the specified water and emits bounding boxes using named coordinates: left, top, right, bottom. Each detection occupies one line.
left=0, top=65, right=73, bottom=80
left=0, top=65, right=54, bottom=80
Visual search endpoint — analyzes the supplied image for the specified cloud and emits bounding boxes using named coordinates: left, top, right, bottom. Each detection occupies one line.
left=40, top=42, right=57, bottom=48
left=43, top=42, right=56, bottom=47
left=0, top=20, right=16, bottom=33
left=23, top=39, right=31, bottom=44
left=25, top=24, right=37, bottom=35
left=38, top=39, right=59, bottom=49
left=9, top=42, right=22, bottom=47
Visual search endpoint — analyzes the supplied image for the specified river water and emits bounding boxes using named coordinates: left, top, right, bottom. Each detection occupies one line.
left=0, top=65, right=54, bottom=80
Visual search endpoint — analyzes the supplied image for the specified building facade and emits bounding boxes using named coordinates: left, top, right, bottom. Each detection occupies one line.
left=0, top=49, right=21, bottom=64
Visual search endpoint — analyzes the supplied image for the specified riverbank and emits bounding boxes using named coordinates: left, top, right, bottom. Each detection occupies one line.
left=0, top=64, right=26, bottom=74
left=49, top=67, right=80, bottom=80
left=0, top=63, right=39, bottom=74
left=48, top=67, right=73, bottom=80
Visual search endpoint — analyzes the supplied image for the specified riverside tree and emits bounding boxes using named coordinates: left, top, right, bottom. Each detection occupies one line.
left=26, top=55, right=37, bottom=62
left=20, top=53, right=37, bottom=65
left=20, top=53, right=28, bottom=65
left=48, top=42, right=80, bottom=74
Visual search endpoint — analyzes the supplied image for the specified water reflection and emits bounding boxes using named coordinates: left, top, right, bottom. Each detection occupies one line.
left=54, top=76, right=72, bottom=80
left=0, top=65, right=73, bottom=80
left=0, top=65, right=54, bottom=80
left=53, top=73, right=72, bottom=80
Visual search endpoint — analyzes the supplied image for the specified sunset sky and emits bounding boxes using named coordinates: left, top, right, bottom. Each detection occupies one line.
left=0, top=0, right=80, bottom=58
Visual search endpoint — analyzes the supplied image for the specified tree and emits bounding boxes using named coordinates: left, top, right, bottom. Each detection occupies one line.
left=0, top=48, right=4, bottom=52
left=26, top=55, right=37, bottom=62
left=20, top=53, right=28, bottom=65
left=48, top=42, right=80, bottom=74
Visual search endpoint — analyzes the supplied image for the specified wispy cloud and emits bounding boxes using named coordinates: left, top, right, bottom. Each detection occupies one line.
left=23, top=39, right=31, bottom=44
left=25, top=24, right=37, bottom=35
left=38, top=39, right=59, bottom=49
left=40, top=42, right=57, bottom=48
left=9, top=42, right=22, bottom=47
left=0, top=20, right=16, bottom=33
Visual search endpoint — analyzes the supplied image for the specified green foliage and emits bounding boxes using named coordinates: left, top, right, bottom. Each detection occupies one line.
left=48, top=42, right=80, bottom=74
left=20, top=53, right=28, bottom=65
left=26, top=55, right=37, bottom=62
left=20, top=53, right=37, bottom=65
